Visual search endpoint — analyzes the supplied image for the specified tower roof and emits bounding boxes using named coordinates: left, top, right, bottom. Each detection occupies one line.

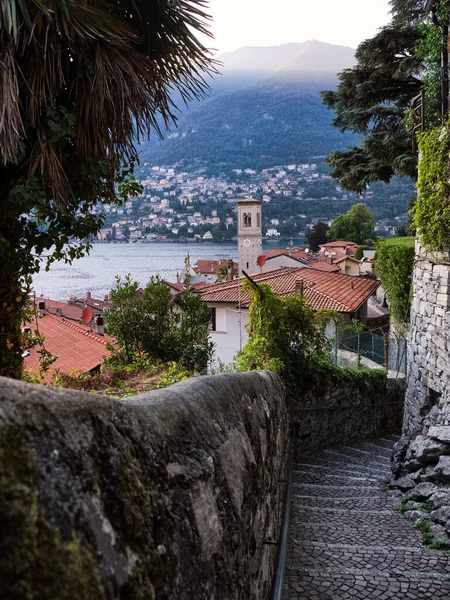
left=237, top=199, right=262, bottom=205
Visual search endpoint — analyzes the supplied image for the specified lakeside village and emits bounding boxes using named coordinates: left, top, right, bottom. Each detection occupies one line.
left=95, top=162, right=410, bottom=243
left=25, top=197, right=392, bottom=383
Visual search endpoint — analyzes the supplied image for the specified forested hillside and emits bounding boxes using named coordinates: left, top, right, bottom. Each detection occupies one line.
left=137, top=41, right=358, bottom=171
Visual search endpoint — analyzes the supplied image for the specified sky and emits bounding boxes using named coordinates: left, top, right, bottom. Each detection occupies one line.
left=200, top=0, right=393, bottom=55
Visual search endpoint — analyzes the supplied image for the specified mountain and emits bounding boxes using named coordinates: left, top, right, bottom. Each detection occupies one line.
left=137, top=41, right=357, bottom=172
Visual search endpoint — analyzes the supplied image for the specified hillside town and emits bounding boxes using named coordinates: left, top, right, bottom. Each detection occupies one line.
left=25, top=197, right=389, bottom=378
left=96, top=163, right=409, bottom=243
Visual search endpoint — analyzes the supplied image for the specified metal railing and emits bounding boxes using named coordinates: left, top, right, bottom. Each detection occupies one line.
left=333, top=326, right=407, bottom=376
left=270, top=441, right=294, bottom=600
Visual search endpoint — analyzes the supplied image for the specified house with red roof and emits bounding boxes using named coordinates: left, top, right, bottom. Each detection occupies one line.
left=260, top=248, right=340, bottom=274
left=23, top=311, right=114, bottom=381
left=319, top=241, right=359, bottom=256
left=193, top=258, right=238, bottom=277
left=200, top=266, right=380, bottom=365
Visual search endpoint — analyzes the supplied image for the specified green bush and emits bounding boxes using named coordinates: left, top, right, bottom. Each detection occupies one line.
left=236, top=281, right=335, bottom=392
left=415, top=125, right=450, bottom=251
left=374, top=237, right=415, bottom=323
left=107, top=275, right=214, bottom=373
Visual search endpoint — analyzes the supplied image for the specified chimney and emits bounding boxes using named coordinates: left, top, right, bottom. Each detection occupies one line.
left=94, top=314, right=104, bottom=336
left=227, top=259, right=234, bottom=281
left=295, top=279, right=304, bottom=297
left=38, top=300, right=46, bottom=316
left=85, top=291, right=92, bottom=300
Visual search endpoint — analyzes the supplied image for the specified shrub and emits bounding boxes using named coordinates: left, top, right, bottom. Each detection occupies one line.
left=374, top=237, right=415, bottom=323
left=236, top=281, right=335, bottom=392
left=107, top=275, right=214, bottom=372
left=415, top=125, right=450, bottom=251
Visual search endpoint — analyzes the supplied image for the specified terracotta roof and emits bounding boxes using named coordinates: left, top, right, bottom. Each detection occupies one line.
left=166, top=281, right=216, bottom=293
left=193, top=258, right=238, bottom=275
left=263, top=248, right=340, bottom=273
left=320, top=241, right=359, bottom=248
left=23, top=312, right=114, bottom=380
left=334, top=255, right=361, bottom=264
left=307, top=260, right=340, bottom=273
left=200, top=267, right=379, bottom=313
left=166, top=282, right=186, bottom=292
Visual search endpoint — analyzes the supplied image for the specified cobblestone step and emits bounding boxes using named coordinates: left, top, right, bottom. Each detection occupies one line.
left=292, top=495, right=396, bottom=510
left=292, top=483, right=385, bottom=498
left=290, top=524, right=422, bottom=547
left=285, top=572, right=450, bottom=599
left=284, top=436, right=450, bottom=599
left=324, top=447, right=391, bottom=464
left=292, top=506, right=413, bottom=529
left=287, top=541, right=450, bottom=575
left=293, top=470, right=383, bottom=486
left=294, top=460, right=388, bottom=477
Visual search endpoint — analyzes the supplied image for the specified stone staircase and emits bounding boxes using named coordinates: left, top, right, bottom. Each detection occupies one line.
left=284, top=436, right=450, bottom=599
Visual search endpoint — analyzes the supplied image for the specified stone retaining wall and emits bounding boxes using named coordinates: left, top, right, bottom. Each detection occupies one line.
left=404, top=241, right=450, bottom=433
left=289, top=373, right=405, bottom=457
left=0, top=371, right=287, bottom=600
left=390, top=242, right=450, bottom=548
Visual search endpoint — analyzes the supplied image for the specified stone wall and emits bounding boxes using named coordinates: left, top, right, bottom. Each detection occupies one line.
left=390, top=242, right=450, bottom=548
left=289, top=373, right=405, bottom=457
left=404, top=241, right=450, bottom=433
left=0, top=371, right=287, bottom=600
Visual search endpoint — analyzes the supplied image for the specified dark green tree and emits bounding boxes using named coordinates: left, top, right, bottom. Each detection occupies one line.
left=212, top=226, right=223, bottom=241
left=0, top=0, right=215, bottom=378
left=321, top=0, right=443, bottom=192
left=328, top=204, right=375, bottom=245
left=107, top=275, right=213, bottom=372
left=307, top=221, right=330, bottom=252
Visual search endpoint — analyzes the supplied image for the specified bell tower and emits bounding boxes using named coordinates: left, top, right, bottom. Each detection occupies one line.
left=237, top=199, right=262, bottom=275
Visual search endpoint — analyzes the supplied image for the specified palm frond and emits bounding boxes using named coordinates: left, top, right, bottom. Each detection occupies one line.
left=0, top=47, right=24, bottom=165
left=1, top=0, right=217, bottom=206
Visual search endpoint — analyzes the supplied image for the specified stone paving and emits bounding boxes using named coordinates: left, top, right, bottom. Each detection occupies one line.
left=284, top=436, right=450, bottom=599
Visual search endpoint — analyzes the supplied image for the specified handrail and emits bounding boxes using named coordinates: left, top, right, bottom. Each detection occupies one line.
left=270, top=440, right=294, bottom=600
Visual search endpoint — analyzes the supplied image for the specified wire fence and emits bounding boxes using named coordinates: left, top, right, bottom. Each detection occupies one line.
left=332, top=326, right=407, bottom=376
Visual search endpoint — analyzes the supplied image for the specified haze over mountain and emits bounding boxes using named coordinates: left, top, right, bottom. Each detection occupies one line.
left=137, top=40, right=358, bottom=172
left=219, top=40, right=355, bottom=74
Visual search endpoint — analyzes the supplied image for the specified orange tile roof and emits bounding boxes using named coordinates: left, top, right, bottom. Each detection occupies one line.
left=200, top=267, right=379, bottom=313
left=194, top=259, right=238, bottom=275
left=263, top=248, right=340, bottom=273
left=320, top=241, right=359, bottom=248
left=23, top=312, right=114, bottom=380
left=334, top=255, right=361, bottom=265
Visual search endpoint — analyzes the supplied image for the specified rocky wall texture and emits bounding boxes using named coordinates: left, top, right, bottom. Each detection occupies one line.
left=391, top=242, right=450, bottom=548
left=0, top=371, right=288, bottom=600
left=289, top=373, right=405, bottom=457
left=403, top=241, right=450, bottom=434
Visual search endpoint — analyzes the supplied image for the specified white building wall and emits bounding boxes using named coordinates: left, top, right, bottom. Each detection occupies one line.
left=261, top=256, right=311, bottom=272
left=210, top=307, right=249, bottom=366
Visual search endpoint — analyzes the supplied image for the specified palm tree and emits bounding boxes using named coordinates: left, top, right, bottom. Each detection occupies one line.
left=0, top=0, right=216, bottom=377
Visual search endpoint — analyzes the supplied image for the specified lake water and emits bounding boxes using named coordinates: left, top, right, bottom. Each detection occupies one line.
left=31, top=241, right=288, bottom=301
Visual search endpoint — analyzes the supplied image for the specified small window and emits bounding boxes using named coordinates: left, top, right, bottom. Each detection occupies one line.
left=210, top=307, right=216, bottom=331
left=246, top=262, right=249, bottom=269
left=257, top=212, right=260, bottom=227
left=243, top=212, right=251, bottom=227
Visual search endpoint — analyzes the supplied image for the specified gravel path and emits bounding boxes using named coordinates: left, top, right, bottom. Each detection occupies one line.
left=284, top=436, right=450, bottom=599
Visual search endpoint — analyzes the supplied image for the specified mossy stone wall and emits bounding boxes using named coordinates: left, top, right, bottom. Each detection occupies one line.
left=290, top=372, right=405, bottom=457
left=0, top=371, right=287, bottom=600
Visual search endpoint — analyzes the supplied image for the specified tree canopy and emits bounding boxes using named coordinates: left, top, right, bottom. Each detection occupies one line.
left=0, top=0, right=216, bottom=377
left=307, top=221, right=330, bottom=252
left=328, top=204, right=375, bottom=245
left=107, top=275, right=214, bottom=372
left=321, top=0, right=442, bottom=192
